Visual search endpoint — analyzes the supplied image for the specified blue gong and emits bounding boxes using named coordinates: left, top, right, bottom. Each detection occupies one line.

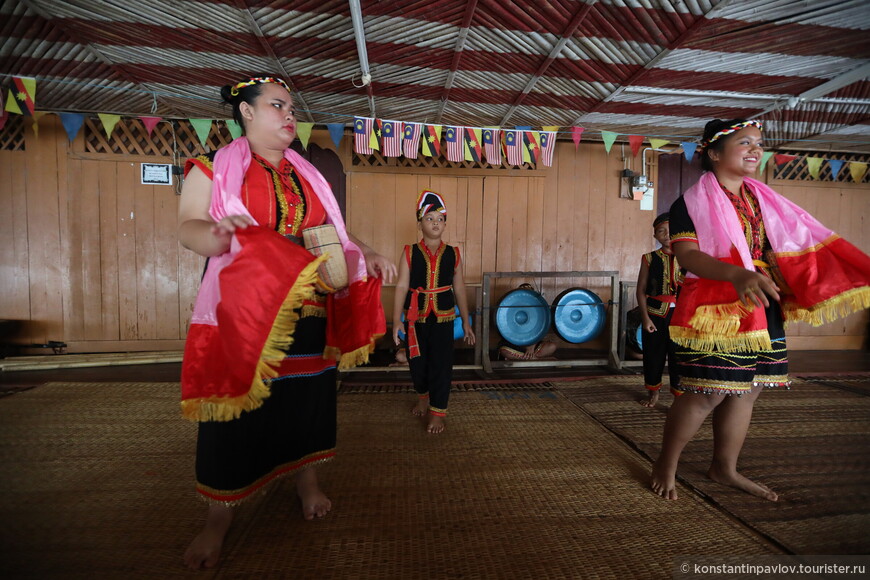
left=397, top=306, right=470, bottom=341
left=551, top=287, right=606, bottom=344
left=495, top=287, right=550, bottom=346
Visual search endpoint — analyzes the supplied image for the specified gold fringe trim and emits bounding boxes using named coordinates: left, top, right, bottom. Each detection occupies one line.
left=670, top=326, right=772, bottom=353
left=183, top=255, right=327, bottom=423
left=782, top=286, right=870, bottom=328
left=687, top=300, right=755, bottom=337
left=300, top=304, right=327, bottom=318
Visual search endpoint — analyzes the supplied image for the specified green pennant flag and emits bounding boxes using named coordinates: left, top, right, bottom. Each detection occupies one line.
left=190, top=119, right=213, bottom=146
left=806, top=157, right=823, bottom=180
left=225, top=119, right=242, bottom=140
left=600, top=130, right=618, bottom=154
left=98, top=113, right=121, bottom=139
left=296, top=122, right=314, bottom=150
left=759, top=151, right=774, bottom=174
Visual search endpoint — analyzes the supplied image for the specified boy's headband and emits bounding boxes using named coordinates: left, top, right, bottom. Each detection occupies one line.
left=700, top=120, right=763, bottom=152
left=230, top=77, right=291, bottom=96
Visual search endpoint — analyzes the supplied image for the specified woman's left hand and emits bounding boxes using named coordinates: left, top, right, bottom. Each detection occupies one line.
left=364, top=252, right=397, bottom=284
left=463, top=322, right=476, bottom=346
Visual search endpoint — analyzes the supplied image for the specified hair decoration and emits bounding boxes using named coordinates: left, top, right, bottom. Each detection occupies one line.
left=229, top=76, right=291, bottom=96
left=700, top=120, right=763, bottom=152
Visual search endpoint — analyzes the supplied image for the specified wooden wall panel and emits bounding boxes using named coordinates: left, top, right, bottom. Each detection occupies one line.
left=0, top=151, right=30, bottom=323
left=0, top=123, right=867, bottom=352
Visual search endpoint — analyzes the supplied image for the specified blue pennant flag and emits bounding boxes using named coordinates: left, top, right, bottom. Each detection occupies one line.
left=681, top=141, right=698, bottom=162
left=327, top=123, right=345, bottom=149
left=59, top=112, right=86, bottom=142
left=828, top=159, right=844, bottom=181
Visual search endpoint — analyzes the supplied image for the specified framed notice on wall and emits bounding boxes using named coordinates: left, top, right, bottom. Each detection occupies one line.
left=141, top=163, right=173, bottom=185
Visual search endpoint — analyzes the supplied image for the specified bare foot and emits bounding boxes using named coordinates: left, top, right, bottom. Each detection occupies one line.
left=411, top=397, right=428, bottom=417
left=650, top=460, right=678, bottom=500
left=184, top=504, right=233, bottom=570
left=427, top=414, right=446, bottom=434
left=708, top=466, right=778, bottom=501
left=296, top=467, right=332, bottom=520
left=640, top=390, right=660, bottom=408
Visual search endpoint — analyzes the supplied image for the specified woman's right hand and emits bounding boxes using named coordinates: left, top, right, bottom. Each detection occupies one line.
left=730, top=268, right=780, bottom=308
left=392, top=324, right=402, bottom=346
left=642, top=316, right=656, bottom=333
left=211, top=215, right=253, bottom=237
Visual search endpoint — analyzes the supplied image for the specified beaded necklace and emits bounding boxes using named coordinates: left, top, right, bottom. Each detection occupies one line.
left=720, top=181, right=765, bottom=260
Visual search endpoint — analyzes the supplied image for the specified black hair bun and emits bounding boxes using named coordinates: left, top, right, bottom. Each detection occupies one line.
left=219, top=85, right=235, bottom=104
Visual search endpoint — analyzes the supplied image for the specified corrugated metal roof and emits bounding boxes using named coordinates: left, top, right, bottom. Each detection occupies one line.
left=1, top=0, right=869, bottom=151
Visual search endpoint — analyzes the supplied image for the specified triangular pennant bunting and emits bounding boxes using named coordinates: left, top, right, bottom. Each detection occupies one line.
left=139, top=116, right=162, bottom=136
left=649, top=138, right=669, bottom=150
left=59, top=112, right=86, bottom=142
left=759, top=151, right=773, bottom=174
left=628, top=135, right=644, bottom=157
left=850, top=162, right=867, bottom=183
left=189, top=119, right=213, bottom=146
left=827, top=159, right=844, bottom=181
left=774, top=154, right=797, bottom=165
left=296, top=122, right=314, bottom=149
left=31, top=111, right=48, bottom=137
left=680, top=142, right=697, bottom=161
left=327, top=123, right=345, bottom=149
left=225, top=120, right=242, bottom=140
left=600, top=131, right=618, bottom=154
left=571, top=126, right=584, bottom=150
left=98, top=113, right=121, bottom=139
left=806, top=157, right=823, bottom=180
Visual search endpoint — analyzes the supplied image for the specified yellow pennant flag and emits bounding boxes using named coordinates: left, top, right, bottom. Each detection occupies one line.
left=98, top=113, right=121, bottom=139
left=31, top=111, right=48, bottom=137
left=649, top=138, right=670, bottom=150
left=296, top=122, right=314, bottom=149
left=850, top=161, right=868, bottom=183
left=806, top=157, right=823, bottom=179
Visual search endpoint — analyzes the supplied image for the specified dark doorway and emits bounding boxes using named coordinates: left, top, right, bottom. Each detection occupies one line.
left=657, top=152, right=703, bottom=214
left=291, top=142, right=347, bottom=220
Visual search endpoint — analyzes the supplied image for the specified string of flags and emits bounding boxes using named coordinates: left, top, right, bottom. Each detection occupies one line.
left=2, top=75, right=869, bottom=182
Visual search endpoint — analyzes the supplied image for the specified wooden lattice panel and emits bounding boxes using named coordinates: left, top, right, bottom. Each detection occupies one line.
left=774, top=150, right=870, bottom=183
left=353, top=149, right=537, bottom=171
left=84, top=118, right=234, bottom=157
left=0, top=115, right=25, bottom=151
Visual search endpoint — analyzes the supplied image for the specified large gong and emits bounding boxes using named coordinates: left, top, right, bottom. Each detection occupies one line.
left=551, top=287, right=606, bottom=344
left=494, top=287, right=550, bottom=346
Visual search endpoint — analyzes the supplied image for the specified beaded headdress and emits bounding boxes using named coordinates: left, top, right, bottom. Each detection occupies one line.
left=699, top=120, right=763, bottom=152
left=229, top=76, right=291, bottom=96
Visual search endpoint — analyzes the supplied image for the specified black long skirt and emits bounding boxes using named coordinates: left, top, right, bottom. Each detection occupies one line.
left=194, top=315, right=337, bottom=505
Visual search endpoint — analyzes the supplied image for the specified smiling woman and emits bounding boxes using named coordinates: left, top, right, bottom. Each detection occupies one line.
left=649, top=118, right=870, bottom=504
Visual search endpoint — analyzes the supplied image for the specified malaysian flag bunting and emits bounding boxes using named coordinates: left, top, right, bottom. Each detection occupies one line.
left=5, top=77, right=36, bottom=116
left=403, top=122, right=422, bottom=159
left=522, top=129, right=539, bottom=165
left=505, top=129, right=525, bottom=166
left=354, top=117, right=374, bottom=155
left=381, top=120, right=403, bottom=157
left=444, top=126, right=464, bottom=162
left=464, top=127, right=482, bottom=163
left=539, top=130, right=557, bottom=167
left=482, top=128, right=501, bottom=165
left=421, top=124, right=442, bottom=157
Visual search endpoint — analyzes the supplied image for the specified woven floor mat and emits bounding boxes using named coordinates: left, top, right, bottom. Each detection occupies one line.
left=0, top=382, right=781, bottom=579
left=556, top=376, right=870, bottom=555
